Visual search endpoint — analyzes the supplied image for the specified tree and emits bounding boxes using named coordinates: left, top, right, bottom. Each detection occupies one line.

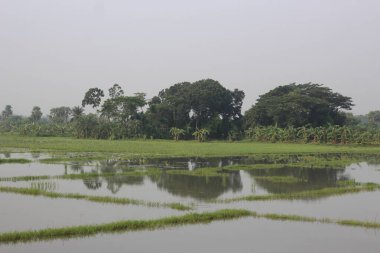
left=108, top=84, right=124, bottom=99
left=71, top=106, right=84, bottom=121
left=245, top=83, right=353, bottom=128
left=169, top=127, right=185, bottom=141
left=368, top=111, right=380, bottom=126
left=30, top=106, right=42, bottom=122
left=49, top=107, right=72, bottom=124
left=82, top=88, right=105, bottom=108
left=192, top=128, right=209, bottom=142
left=1, top=105, right=13, bottom=119
left=146, top=79, right=245, bottom=139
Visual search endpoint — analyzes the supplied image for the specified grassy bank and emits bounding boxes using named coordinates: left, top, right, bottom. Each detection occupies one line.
left=1, top=209, right=380, bottom=244
left=1, top=134, right=380, bottom=158
left=0, top=209, right=251, bottom=243
left=0, top=186, right=192, bottom=211
left=0, top=158, right=31, bottom=164
left=218, top=183, right=380, bottom=203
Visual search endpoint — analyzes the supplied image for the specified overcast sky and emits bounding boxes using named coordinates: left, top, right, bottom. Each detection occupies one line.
left=1, top=0, right=379, bottom=116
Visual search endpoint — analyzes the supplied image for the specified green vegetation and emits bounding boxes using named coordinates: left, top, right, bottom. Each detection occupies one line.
left=0, top=158, right=31, bottom=164
left=166, top=167, right=223, bottom=177
left=0, top=186, right=192, bottom=211
left=245, top=125, right=380, bottom=144
left=2, top=135, right=380, bottom=157
left=0, top=209, right=252, bottom=243
left=252, top=176, right=307, bottom=184
left=1, top=209, right=380, bottom=244
left=219, top=183, right=379, bottom=203
left=244, top=83, right=353, bottom=128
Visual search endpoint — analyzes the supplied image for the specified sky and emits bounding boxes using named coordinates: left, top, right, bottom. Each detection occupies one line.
left=1, top=0, right=379, bottom=116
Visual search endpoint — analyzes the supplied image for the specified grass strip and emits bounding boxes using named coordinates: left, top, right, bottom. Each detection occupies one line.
left=0, top=209, right=252, bottom=243
left=0, top=169, right=163, bottom=182
left=252, top=176, right=307, bottom=183
left=255, top=213, right=380, bottom=229
left=217, top=183, right=380, bottom=203
left=0, top=158, right=31, bottom=164
left=0, top=186, right=192, bottom=211
left=2, top=209, right=380, bottom=244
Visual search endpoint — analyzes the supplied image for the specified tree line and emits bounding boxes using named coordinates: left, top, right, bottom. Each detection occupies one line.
left=1, top=79, right=380, bottom=142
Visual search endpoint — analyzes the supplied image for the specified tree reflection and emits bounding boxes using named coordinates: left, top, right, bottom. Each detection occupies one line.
left=247, top=167, right=346, bottom=194
left=83, top=177, right=102, bottom=190
left=150, top=172, right=243, bottom=200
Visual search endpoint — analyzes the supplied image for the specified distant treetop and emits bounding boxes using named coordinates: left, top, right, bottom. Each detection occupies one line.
left=244, top=83, right=353, bottom=128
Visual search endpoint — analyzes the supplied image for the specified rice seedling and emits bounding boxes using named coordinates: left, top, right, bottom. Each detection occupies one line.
left=0, top=186, right=193, bottom=211
left=0, top=209, right=252, bottom=243
left=0, top=158, right=31, bottom=164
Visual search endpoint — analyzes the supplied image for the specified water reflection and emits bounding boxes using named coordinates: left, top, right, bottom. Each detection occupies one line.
left=150, top=172, right=243, bottom=200
left=72, top=154, right=380, bottom=201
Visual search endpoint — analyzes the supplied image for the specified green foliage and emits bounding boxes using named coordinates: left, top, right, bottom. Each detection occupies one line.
left=81, top=88, right=104, bottom=108
left=169, top=127, right=185, bottom=141
left=146, top=79, right=244, bottom=139
left=245, top=125, right=380, bottom=144
left=30, top=106, right=42, bottom=122
left=49, top=106, right=72, bottom=124
left=1, top=105, right=13, bottom=119
left=245, top=83, right=353, bottom=128
left=192, top=128, right=209, bottom=142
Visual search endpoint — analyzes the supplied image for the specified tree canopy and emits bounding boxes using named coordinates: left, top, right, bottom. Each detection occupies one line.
left=145, top=79, right=245, bottom=138
left=244, top=83, right=353, bottom=128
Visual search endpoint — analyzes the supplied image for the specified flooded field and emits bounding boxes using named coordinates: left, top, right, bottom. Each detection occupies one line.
left=1, top=153, right=380, bottom=252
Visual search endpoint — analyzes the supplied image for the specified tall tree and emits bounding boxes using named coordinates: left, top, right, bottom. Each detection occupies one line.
left=368, top=111, right=380, bottom=126
left=30, top=106, right=42, bottom=122
left=244, top=83, right=353, bottom=128
left=49, top=106, right=72, bottom=124
left=71, top=106, right=84, bottom=121
left=146, top=79, right=244, bottom=138
left=1, top=105, right=13, bottom=119
left=82, top=88, right=105, bottom=108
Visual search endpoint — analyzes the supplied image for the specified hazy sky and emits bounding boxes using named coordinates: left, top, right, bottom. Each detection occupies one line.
left=1, top=0, right=379, bottom=116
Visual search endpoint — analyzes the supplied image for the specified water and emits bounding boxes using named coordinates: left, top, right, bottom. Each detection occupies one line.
left=0, top=192, right=181, bottom=233
left=1, top=153, right=380, bottom=251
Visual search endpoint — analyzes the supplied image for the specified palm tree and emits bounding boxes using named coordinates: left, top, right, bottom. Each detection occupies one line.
left=71, top=106, right=85, bottom=122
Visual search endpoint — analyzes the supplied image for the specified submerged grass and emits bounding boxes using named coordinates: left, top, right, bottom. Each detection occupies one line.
left=0, top=158, right=31, bottom=164
left=0, top=186, right=192, bottom=211
left=1, top=209, right=380, bottom=244
left=165, top=167, right=225, bottom=177
left=0, top=209, right=252, bottom=243
left=252, top=176, right=307, bottom=184
left=223, top=159, right=356, bottom=171
left=217, top=183, right=380, bottom=203
left=0, top=168, right=162, bottom=182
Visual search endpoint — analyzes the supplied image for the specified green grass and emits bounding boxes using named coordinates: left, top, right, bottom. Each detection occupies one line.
left=0, top=158, right=31, bottom=164
left=0, top=209, right=252, bottom=243
left=0, top=186, right=192, bottom=211
left=2, top=134, right=380, bottom=158
left=252, top=176, right=307, bottom=184
left=1, top=209, right=380, bottom=244
left=223, top=158, right=358, bottom=171
left=165, top=167, right=225, bottom=177
left=218, top=183, right=380, bottom=203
